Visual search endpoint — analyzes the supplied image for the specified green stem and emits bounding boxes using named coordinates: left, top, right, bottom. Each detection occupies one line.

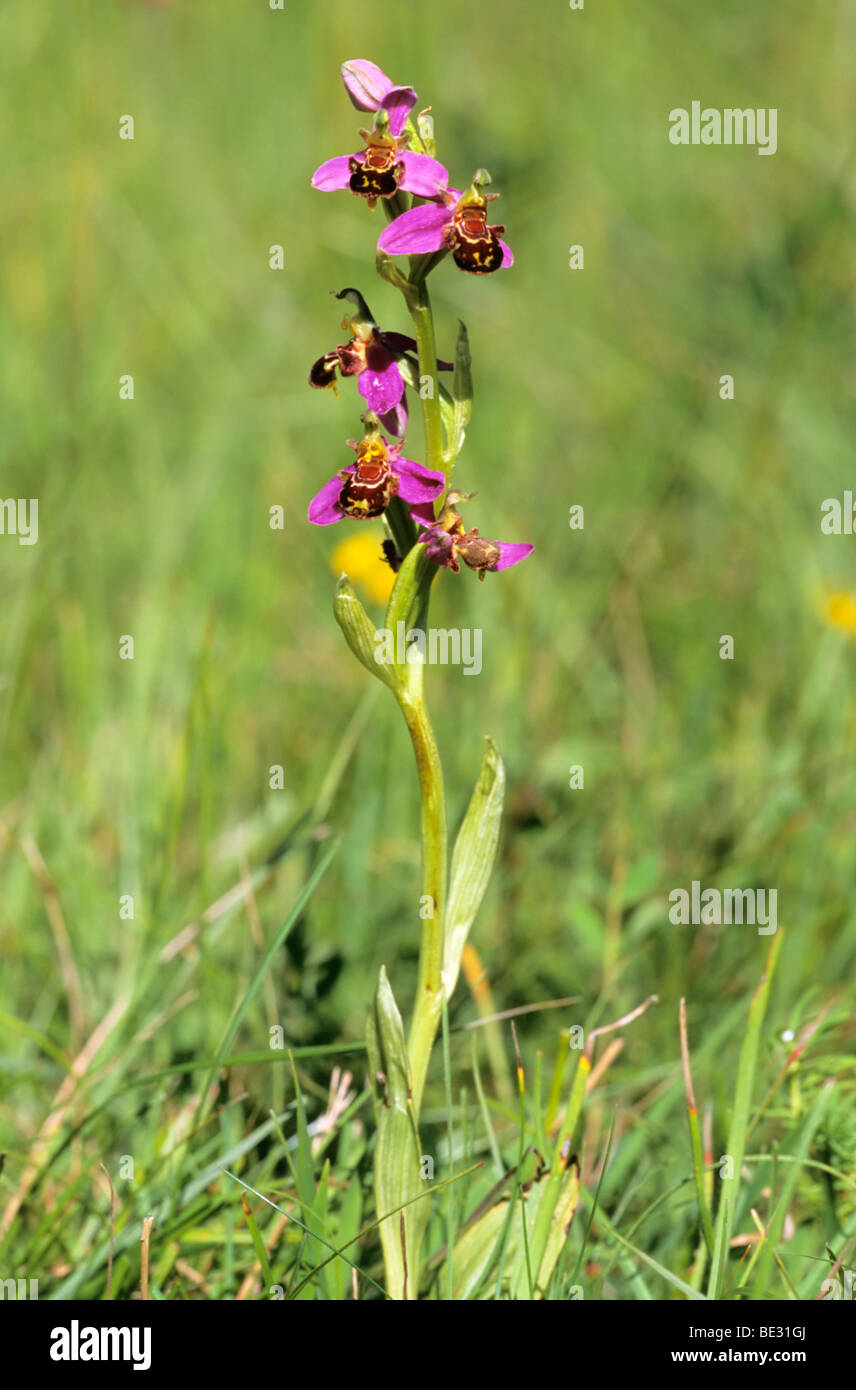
left=389, top=271, right=450, bottom=1112
left=405, top=279, right=446, bottom=486
left=399, top=672, right=447, bottom=1115
left=385, top=497, right=417, bottom=561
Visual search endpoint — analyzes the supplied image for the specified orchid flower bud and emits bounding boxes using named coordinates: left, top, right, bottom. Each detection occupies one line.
left=341, top=60, right=417, bottom=139
left=416, top=108, right=435, bottom=156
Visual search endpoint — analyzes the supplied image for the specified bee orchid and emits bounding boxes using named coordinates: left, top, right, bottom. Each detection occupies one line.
left=309, top=290, right=451, bottom=437
left=308, top=421, right=446, bottom=525
left=312, top=108, right=448, bottom=211
left=416, top=492, right=533, bottom=578
left=378, top=173, right=513, bottom=274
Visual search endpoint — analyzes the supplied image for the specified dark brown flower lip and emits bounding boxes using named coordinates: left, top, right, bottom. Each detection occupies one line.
left=376, top=179, right=513, bottom=272
left=337, top=462, right=400, bottom=519
left=309, top=352, right=340, bottom=390
left=348, top=151, right=406, bottom=204
left=445, top=203, right=506, bottom=275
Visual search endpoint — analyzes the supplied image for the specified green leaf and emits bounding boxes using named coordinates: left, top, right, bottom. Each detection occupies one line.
left=315, top=1161, right=338, bottom=1302
left=287, top=1051, right=327, bottom=1287
left=446, top=320, right=473, bottom=465
left=333, top=574, right=397, bottom=690
left=382, top=543, right=438, bottom=696
left=751, top=1080, right=834, bottom=1298
left=330, top=1171, right=363, bottom=1300
left=373, top=965, right=410, bottom=1107
left=448, top=1200, right=510, bottom=1299
left=446, top=1158, right=579, bottom=1301
left=394, top=350, right=455, bottom=443
left=194, top=839, right=339, bottom=1128
left=707, top=932, right=783, bottom=1298
left=443, top=738, right=505, bottom=1000
left=370, top=967, right=430, bottom=1299
left=239, top=1190, right=273, bottom=1291
left=591, top=1197, right=709, bottom=1300
left=534, top=1161, right=581, bottom=1295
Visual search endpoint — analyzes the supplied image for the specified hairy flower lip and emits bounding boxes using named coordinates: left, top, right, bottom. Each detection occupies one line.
left=312, top=135, right=448, bottom=203
left=341, top=59, right=418, bottom=137
left=377, top=187, right=513, bottom=271
left=308, top=439, right=446, bottom=526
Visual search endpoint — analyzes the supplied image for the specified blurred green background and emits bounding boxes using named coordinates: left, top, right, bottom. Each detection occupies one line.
left=1, top=0, right=854, bottom=1296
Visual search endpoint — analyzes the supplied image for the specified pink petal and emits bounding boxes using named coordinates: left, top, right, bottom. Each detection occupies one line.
left=494, top=541, right=533, bottom=571
left=394, top=455, right=446, bottom=503
left=382, top=86, right=418, bottom=137
left=340, top=61, right=417, bottom=136
left=311, top=155, right=355, bottom=192
left=378, top=203, right=450, bottom=257
left=307, top=471, right=350, bottom=525
left=357, top=352, right=405, bottom=416
left=341, top=60, right=394, bottom=111
left=399, top=152, right=448, bottom=197
left=498, top=239, right=514, bottom=268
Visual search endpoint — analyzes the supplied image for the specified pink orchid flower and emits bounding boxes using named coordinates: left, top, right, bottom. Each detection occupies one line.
left=310, top=326, right=415, bottom=434
left=309, top=290, right=452, bottom=438
left=378, top=182, right=513, bottom=275
left=312, top=111, right=447, bottom=212
left=414, top=493, right=533, bottom=579
left=308, top=431, right=445, bottom=525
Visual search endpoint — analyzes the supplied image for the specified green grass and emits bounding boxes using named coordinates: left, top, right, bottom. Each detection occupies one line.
left=1, top=0, right=854, bottom=1300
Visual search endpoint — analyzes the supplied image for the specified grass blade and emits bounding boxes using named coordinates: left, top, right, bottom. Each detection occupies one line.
left=707, top=932, right=783, bottom=1298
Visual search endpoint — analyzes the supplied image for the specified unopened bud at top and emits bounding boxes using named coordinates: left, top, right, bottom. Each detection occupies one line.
left=340, top=59, right=418, bottom=138
left=417, top=109, right=435, bottom=155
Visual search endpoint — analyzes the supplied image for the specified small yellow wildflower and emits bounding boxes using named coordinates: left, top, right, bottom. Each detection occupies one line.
left=823, top=590, right=856, bottom=636
left=331, top=531, right=395, bottom=604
